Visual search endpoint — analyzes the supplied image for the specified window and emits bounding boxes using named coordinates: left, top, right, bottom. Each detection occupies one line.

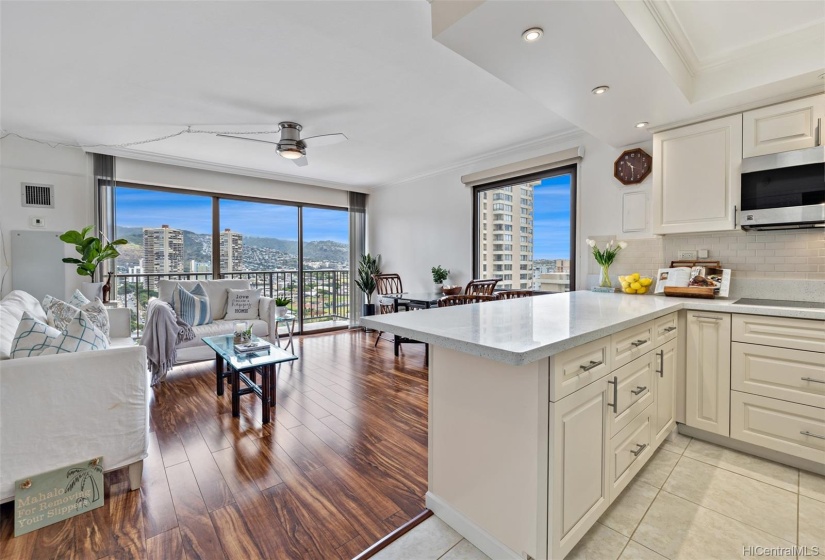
left=474, top=166, right=576, bottom=293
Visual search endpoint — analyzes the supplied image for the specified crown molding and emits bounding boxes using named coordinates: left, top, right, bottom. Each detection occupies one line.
left=372, top=127, right=585, bottom=191
left=641, top=0, right=699, bottom=76
left=88, top=146, right=371, bottom=193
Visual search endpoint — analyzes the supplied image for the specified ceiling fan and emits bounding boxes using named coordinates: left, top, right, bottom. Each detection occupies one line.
left=216, top=122, right=347, bottom=167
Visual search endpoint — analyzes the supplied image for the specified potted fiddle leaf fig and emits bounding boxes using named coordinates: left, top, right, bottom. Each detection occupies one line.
left=355, top=253, right=381, bottom=321
left=60, top=226, right=128, bottom=301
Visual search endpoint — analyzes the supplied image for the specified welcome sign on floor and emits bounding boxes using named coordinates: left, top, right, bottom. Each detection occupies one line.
left=14, top=457, right=104, bottom=537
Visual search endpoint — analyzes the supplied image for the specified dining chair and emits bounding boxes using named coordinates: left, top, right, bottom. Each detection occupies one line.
left=464, top=278, right=500, bottom=296
left=373, top=273, right=408, bottom=315
left=437, top=294, right=496, bottom=307
left=495, top=290, right=534, bottom=300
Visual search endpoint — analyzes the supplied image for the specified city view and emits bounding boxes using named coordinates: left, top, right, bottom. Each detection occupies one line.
left=113, top=187, right=349, bottom=332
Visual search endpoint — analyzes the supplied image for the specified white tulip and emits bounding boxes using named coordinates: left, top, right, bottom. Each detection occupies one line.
left=618, top=241, right=628, bottom=250
left=586, top=239, right=596, bottom=247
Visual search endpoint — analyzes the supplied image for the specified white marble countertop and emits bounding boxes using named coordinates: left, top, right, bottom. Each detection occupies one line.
left=360, top=291, right=825, bottom=366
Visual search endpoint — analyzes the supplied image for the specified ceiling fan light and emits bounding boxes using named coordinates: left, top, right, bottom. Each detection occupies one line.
left=278, top=146, right=305, bottom=159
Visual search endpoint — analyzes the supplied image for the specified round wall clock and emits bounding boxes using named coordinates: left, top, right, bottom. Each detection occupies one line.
left=614, top=148, right=652, bottom=185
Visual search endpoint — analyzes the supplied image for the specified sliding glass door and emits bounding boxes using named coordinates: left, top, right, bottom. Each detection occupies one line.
left=301, top=207, right=349, bottom=332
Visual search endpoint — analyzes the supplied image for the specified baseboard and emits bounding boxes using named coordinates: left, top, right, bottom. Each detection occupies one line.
left=425, top=492, right=523, bottom=560
left=678, top=424, right=825, bottom=475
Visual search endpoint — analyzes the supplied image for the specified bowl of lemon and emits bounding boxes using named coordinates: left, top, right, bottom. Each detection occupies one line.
left=619, top=273, right=653, bottom=294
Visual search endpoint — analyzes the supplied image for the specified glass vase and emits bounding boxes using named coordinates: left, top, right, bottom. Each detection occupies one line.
left=599, top=264, right=612, bottom=288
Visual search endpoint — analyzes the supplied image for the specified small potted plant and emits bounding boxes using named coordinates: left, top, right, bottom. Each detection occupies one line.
left=60, top=225, right=128, bottom=301
left=355, top=253, right=381, bottom=321
left=431, top=265, right=449, bottom=292
left=274, top=296, right=292, bottom=318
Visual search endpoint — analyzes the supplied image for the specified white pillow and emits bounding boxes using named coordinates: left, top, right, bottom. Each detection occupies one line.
left=224, top=289, right=260, bottom=320
left=42, top=296, right=110, bottom=340
left=10, top=312, right=62, bottom=358
left=40, top=310, right=109, bottom=355
left=68, top=289, right=90, bottom=307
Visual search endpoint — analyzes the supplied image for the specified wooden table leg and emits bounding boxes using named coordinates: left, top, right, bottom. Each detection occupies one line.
left=231, top=368, right=240, bottom=418
left=261, top=366, right=270, bottom=425
left=269, top=364, right=277, bottom=406
left=216, top=354, right=225, bottom=396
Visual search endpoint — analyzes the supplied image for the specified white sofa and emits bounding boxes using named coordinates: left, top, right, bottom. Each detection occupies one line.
left=0, top=290, right=148, bottom=502
left=157, top=279, right=277, bottom=363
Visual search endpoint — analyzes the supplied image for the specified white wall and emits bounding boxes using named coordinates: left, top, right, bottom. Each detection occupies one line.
left=368, top=131, right=654, bottom=292
left=0, top=136, right=92, bottom=298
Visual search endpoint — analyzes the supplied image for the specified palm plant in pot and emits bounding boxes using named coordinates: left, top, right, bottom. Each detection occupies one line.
left=355, top=253, right=381, bottom=323
left=60, top=226, right=128, bottom=301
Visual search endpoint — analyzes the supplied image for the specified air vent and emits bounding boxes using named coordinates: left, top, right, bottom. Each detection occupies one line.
left=21, top=183, right=54, bottom=208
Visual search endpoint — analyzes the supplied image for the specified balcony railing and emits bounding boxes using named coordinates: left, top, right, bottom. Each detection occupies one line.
left=114, top=269, right=349, bottom=337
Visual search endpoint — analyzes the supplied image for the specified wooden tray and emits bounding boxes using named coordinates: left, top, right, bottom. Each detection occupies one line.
left=664, top=286, right=715, bottom=299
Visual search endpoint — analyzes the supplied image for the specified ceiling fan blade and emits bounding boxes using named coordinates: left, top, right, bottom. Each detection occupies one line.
left=293, top=156, right=309, bottom=167
left=216, top=133, right=280, bottom=146
left=301, top=133, right=348, bottom=148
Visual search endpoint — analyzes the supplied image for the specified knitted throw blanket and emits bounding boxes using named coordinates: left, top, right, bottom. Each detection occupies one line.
left=140, top=298, right=195, bottom=386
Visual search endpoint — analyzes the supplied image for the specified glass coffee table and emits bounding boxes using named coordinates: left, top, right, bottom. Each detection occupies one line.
left=203, top=334, right=298, bottom=424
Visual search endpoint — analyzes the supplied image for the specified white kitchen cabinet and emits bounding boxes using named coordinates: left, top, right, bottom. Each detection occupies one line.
left=743, top=95, right=825, bottom=158
left=654, top=338, right=678, bottom=447
left=652, top=115, right=742, bottom=234
left=549, top=375, right=610, bottom=558
left=686, top=311, right=731, bottom=436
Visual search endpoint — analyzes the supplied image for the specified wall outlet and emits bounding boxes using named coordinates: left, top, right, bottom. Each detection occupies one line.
left=29, top=216, right=46, bottom=228
left=698, top=249, right=709, bottom=259
left=678, top=250, right=697, bottom=260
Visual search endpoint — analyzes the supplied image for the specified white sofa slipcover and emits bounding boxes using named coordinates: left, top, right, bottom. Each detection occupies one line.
left=157, top=279, right=276, bottom=363
left=0, top=290, right=148, bottom=501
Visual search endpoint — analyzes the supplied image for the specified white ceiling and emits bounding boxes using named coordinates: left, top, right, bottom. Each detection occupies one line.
left=2, top=1, right=823, bottom=190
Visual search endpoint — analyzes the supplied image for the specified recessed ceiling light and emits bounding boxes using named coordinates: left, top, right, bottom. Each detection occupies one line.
left=522, top=27, right=543, bottom=42
left=635, top=122, right=649, bottom=128
left=591, top=85, right=610, bottom=95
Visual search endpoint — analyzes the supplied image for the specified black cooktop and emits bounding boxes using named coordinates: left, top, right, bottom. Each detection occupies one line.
left=733, top=298, right=825, bottom=309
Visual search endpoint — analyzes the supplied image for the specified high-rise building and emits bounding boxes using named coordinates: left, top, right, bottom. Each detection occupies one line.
left=220, top=228, right=243, bottom=272
left=478, top=182, right=535, bottom=289
left=143, top=225, right=184, bottom=290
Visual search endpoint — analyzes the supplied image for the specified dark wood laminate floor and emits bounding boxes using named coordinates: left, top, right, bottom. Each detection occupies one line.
left=0, top=330, right=429, bottom=560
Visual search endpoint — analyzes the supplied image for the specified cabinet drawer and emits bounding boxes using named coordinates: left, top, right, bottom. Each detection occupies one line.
left=611, top=321, right=654, bottom=370
left=731, top=391, right=825, bottom=463
left=608, top=353, right=655, bottom=437
left=653, top=313, right=678, bottom=346
left=549, top=336, right=612, bottom=402
left=732, top=343, right=825, bottom=409
left=609, top=405, right=653, bottom=500
left=732, top=314, right=825, bottom=353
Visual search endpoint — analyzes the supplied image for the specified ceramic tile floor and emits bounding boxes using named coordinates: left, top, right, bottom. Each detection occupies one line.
left=372, top=428, right=825, bottom=560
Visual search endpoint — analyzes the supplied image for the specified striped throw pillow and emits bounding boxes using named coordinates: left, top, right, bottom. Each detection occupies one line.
left=174, top=283, right=212, bottom=327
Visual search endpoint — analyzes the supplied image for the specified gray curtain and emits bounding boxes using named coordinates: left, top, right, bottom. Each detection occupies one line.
left=92, top=154, right=117, bottom=282
left=348, top=191, right=367, bottom=327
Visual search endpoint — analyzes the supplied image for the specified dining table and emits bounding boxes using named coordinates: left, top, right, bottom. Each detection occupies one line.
left=382, top=292, right=443, bottom=358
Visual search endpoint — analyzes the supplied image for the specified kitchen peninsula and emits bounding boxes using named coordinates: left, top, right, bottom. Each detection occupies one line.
left=361, top=291, right=825, bottom=560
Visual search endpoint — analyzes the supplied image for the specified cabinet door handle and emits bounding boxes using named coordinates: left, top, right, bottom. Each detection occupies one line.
left=631, top=386, right=647, bottom=396
left=630, top=339, right=648, bottom=347
left=801, top=430, right=825, bottom=440
left=801, top=377, right=825, bottom=384
left=817, top=117, right=822, bottom=147
left=656, top=350, right=664, bottom=377
left=607, top=376, right=618, bottom=414
left=693, top=315, right=723, bottom=321
left=663, top=326, right=677, bottom=333
left=579, top=360, right=603, bottom=372
left=630, top=443, right=648, bottom=457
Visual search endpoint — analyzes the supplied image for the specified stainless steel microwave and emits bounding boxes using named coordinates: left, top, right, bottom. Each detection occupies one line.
left=739, top=147, right=825, bottom=230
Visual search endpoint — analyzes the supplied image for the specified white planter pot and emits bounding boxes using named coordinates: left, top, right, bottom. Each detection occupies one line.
left=434, top=283, right=443, bottom=293
left=80, top=281, right=104, bottom=302
left=275, top=306, right=289, bottom=318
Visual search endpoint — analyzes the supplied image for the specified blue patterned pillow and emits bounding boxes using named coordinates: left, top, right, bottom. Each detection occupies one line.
left=39, top=310, right=109, bottom=355
left=10, top=312, right=62, bottom=358
left=173, top=283, right=212, bottom=327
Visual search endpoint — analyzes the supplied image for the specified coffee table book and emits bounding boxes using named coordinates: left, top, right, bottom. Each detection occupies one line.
left=234, top=341, right=270, bottom=354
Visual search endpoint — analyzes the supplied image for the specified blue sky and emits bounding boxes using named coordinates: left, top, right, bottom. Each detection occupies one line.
left=532, top=174, right=571, bottom=260
left=115, top=187, right=349, bottom=243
